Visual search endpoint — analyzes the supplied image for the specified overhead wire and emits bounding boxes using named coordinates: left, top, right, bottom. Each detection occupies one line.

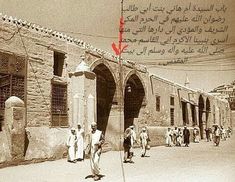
left=15, top=24, right=52, bottom=117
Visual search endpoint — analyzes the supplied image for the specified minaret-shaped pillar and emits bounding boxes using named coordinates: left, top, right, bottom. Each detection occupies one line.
left=69, top=56, right=96, bottom=133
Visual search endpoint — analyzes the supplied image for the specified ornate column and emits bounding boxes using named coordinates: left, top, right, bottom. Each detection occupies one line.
left=69, top=56, right=96, bottom=133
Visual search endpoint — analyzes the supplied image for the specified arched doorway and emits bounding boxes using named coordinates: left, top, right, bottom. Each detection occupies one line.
left=198, top=95, right=204, bottom=139
left=93, top=63, right=116, bottom=134
left=124, top=74, right=145, bottom=130
left=206, top=98, right=210, bottom=128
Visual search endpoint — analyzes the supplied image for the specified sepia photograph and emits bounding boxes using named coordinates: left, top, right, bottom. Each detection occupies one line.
left=0, top=0, right=234, bottom=181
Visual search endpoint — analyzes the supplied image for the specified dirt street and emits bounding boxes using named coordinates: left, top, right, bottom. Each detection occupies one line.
left=0, top=135, right=235, bottom=182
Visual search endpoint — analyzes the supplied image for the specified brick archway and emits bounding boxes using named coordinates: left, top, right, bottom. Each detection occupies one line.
left=124, top=73, right=145, bottom=130
left=198, top=95, right=204, bottom=139
left=92, top=63, right=116, bottom=135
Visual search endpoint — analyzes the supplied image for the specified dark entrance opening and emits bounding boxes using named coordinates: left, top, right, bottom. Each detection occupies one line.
left=93, top=64, right=116, bottom=135
left=181, top=101, right=188, bottom=126
left=191, top=104, right=196, bottom=126
left=198, top=95, right=204, bottom=139
left=206, top=98, right=210, bottom=128
left=124, top=74, right=145, bottom=130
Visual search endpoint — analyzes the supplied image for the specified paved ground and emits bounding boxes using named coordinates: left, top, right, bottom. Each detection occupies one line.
left=0, top=135, right=235, bottom=182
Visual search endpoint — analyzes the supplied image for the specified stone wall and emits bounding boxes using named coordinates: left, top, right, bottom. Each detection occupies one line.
left=0, top=14, right=232, bottom=165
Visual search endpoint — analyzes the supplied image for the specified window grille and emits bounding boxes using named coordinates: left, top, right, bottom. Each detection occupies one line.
left=170, top=108, right=174, bottom=126
left=51, top=83, right=68, bottom=127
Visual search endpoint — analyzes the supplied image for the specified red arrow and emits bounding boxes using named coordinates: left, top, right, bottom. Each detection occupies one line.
left=112, top=16, right=128, bottom=56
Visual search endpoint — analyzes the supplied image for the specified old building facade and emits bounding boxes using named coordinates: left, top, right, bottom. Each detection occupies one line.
left=0, top=14, right=231, bottom=165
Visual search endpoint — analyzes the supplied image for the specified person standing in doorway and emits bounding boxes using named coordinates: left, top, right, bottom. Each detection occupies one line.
left=183, top=126, right=190, bottom=147
left=86, top=122, right=105, bottom=181
left=75, top=124, right=84, bottom=161
left=66, top=128, right=77, bottom=163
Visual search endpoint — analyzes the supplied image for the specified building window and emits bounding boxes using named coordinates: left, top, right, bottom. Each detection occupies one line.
left=53, top=51, right=65, bottom=77
left=170, top=108, right=174, bottom=126
left=170, top=96, right=174, bottom=106
left=156, top=95, right=160, bottom=111
left=51, top=82, right=68, bottom=127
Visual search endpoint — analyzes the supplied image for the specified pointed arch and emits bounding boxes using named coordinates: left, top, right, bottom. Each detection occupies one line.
left=198, top=95, right=205, bottom=139
left=92, top=62, right=116, bottom=134
left=124, top=72, right=146, bottom=130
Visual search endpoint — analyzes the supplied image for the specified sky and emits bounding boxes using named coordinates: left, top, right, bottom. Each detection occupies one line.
left=0, top=0, right=234, bottom=91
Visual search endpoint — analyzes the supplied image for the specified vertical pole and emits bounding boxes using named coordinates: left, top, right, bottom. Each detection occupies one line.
left=119, top=1, right=126, bottom=182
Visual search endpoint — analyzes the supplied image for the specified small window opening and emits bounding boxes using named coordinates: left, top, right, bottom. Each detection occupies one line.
left=53, top=52, right=65, bottom=76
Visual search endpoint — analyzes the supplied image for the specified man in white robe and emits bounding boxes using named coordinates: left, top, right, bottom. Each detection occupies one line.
left=66, top=128, right=77, bottom=163
left=75, top=124, right=84, bottom=161
left=165, top=128, right=173, bottom=147
left=129, top=125, right=136, bottom=156
left=139, top=127, right=149, bottom=157
left=86, top=122, right=105, bottom=181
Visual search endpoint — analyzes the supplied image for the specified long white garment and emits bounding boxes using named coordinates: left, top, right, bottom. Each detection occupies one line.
left=130, top=130, right=136, bottom=147
left=194, top=129, right=200, bottom=143
left=140, top=132, right=148, bottom=155
left=67, top=133, right=77, bottom=161
left=222, top=129, right=227, bottom=140
left=177, top=131, right=183, bottom=146
left=165, top=130, right=172, bottom=146
left=75, top=128, right=84, bottom=160
left=90, top=130, right=103, bottom=175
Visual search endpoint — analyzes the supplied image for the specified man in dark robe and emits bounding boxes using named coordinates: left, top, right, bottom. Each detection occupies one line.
left=183, top=126, right=190, bottom=147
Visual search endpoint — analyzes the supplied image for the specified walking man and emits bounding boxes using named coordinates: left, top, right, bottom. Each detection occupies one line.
left=139, top=127, right=150, bottom=157
left=183, top=126, right=190, bottom=147
left=177, top=128, right=183, bottom=146
left=66, top=128, right=77, bottom=163
left=86, top=122, right=105, bottom=181
left=129, top=125, right=137, bottom=156
left=205, top=128, right=210, bottom=142
left=172, top=127, right=178, bottom=146
left=75, top=124, right=84, bottom=161
left=213, top=125, right=221, bottom=146
left=165, top=127, right=173, bottom=147
left=123, top=127, right=133, bottom=163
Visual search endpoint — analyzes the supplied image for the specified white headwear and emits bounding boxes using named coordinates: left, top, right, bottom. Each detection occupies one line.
left=91, top=122, right=97, bottom=126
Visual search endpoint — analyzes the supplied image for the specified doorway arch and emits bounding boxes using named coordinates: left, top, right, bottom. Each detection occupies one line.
left=198, top=95, right=204, bottom=139
left=92, top=63, right=116, bottom=134
left=206, top=98, right=211, bottom=128
left=124, top=74, right=145, bottom=130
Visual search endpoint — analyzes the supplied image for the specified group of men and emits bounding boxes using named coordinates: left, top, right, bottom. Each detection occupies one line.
left=67, top=123, right=151, bottom=180
left=165, top=126, right=190, bottom=147
left=123, top=125, right=150, bottom=163
left=67, top=122, right=104, bottom=181
left=66, top=124, right=84, bottom=162
left=66, top=123, right=232, bottom=181
left=209, top=125, right=232, bottom=146
left=165, top=125, right=233, bottom=148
